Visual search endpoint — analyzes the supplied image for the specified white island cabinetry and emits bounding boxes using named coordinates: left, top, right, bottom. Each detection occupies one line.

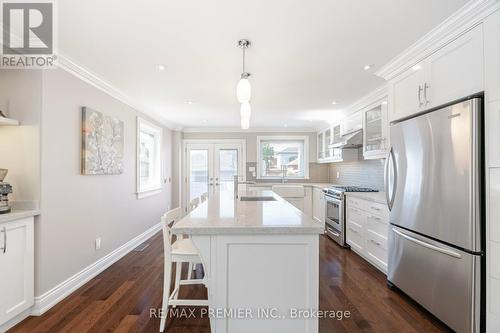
left=172, top=190, right=323, bottom=333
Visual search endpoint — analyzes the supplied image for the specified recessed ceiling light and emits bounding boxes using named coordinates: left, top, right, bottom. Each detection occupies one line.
left=155, top=64, right=166, bottom=71
left=284, top=124, right=288, bottom=128
left=331, top=100, right=337, bottom=105
left=363, top=64, right=373, bottom=71
left=381, top=101, right=388, bottom=105
left=411, top=64, right=422, bottom=71
left=185, top=101, right=194, bottom=105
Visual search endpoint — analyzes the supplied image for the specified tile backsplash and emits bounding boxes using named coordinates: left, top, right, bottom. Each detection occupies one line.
left=328, top=152, right=385, bottom=191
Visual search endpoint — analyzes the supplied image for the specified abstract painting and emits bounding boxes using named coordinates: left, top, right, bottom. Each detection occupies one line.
left=81, top=107, right=124, bottom=175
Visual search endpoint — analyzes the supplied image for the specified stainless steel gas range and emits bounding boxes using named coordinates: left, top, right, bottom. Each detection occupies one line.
left=323, top=186, right=378, bottom=247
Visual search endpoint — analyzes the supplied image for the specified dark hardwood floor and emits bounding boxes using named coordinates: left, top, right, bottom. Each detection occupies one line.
left=9, top=234, right=451, bottom=333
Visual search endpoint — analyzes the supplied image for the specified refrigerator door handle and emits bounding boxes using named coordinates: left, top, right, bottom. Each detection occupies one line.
left=392, top=228, right=462, bottom=259
left=384, top=149, right=391, bottom=208
left=384, top=147, right=397, bottom=211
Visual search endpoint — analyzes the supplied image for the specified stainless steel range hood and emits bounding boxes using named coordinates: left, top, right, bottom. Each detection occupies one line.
left=329, top=129, right=363, bottom=149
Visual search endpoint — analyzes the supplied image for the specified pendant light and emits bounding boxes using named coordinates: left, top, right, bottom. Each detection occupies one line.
left=236, top=39, right=251, bottom=103
left=240, top=102, right=251, bottom=118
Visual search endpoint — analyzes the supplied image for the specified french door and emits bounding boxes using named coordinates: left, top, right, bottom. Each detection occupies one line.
left=185, top=142, right=244, bottom=208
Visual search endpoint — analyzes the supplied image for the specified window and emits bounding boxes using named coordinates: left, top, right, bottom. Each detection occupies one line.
left=257, top=136, right=309, bottom=179
left=137, top=118, right=162, bottom=198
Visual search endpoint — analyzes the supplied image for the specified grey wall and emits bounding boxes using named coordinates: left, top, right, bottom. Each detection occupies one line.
left=328, top=150, right=385, bottom=191
left=36, top=69, right=173, bottom=294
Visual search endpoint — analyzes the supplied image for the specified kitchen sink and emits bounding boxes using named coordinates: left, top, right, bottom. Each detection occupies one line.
left=240, top=196, right=276, bottom=201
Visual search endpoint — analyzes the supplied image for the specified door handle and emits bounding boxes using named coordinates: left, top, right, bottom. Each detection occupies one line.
left=0, top=227, right=6, bottom=254
left=392, top=228, right=462, bottom=258
left=418, top=85, right=424, bottom=107
left=424, top=82, right=430, bottom=105
left=384, top=147, right=397, bottom=211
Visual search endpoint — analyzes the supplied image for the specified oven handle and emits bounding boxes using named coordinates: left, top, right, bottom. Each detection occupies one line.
left=326, top=226, right=340, bottom=237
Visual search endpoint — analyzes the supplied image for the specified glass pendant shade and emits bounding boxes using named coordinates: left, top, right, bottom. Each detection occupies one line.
left=240, top=102, right=251, bottom=118
left=236, top=78, right=251, bottom=103
left=241, top=117, right=250, bottom=130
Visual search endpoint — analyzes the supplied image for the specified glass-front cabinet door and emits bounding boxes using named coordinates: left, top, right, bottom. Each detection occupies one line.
left=317, top=132, right=324, bottom=160
left=324, top=127, right=332, bottom=159
left=363, top=98, right=389, bottom=159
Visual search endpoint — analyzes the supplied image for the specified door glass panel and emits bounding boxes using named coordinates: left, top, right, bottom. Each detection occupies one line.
left=326, top=200, right=340, bottom=225
left=218, top=149, right=238, bottom=193
left=189, top=150, right=209, bottom=200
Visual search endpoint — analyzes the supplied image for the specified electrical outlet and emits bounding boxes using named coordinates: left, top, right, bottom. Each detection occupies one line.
left=336, top=171, right=340, bottom=179
left=95, top=237, right=101, bottom=250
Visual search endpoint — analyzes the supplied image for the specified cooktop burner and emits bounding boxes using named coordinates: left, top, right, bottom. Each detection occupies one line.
left=324, top=185, right=378, bottom=194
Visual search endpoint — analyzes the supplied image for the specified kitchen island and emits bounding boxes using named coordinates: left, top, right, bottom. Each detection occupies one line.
left=171, top=189, right=324, bottom=333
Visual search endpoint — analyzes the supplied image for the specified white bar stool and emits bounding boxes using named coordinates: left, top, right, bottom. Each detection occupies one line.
left=160, top=207, right=208, bottom=332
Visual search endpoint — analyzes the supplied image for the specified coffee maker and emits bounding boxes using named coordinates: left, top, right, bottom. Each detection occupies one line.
left=0, top=169, right=12, bottom=214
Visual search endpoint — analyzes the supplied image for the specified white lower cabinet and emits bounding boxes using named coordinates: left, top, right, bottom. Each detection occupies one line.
left=0, top=217, right=34, bottom=326
left=312, top=187, right=325, bottom=223
left=346, top=196, right=389, bottom=273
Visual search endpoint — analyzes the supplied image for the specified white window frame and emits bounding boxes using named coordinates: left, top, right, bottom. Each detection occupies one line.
left=137, top=117, right=163, bottom=199
left=256, top=135, right=310, bottom=180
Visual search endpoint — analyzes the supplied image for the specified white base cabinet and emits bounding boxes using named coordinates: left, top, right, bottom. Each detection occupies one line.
left=0, top=217, right=34, bottom=326
left=346, top=197, right=389, bottom=273
left=312, top=187, right=325, bottom=223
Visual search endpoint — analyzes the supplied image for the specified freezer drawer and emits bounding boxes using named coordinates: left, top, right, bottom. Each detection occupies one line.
left=388, top=226, right=480, bottom=333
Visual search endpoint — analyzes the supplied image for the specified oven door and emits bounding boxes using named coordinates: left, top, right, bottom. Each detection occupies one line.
left=325, top=195, right=344, bottom=245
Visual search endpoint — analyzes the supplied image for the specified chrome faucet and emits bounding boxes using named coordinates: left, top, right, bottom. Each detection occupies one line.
left=234, top=175, right=256, bottom=199
left=281, top=165, right=288, bottom=184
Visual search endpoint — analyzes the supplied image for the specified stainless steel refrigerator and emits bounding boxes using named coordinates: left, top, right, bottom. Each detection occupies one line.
left=385, top=97, right=484, bottom=333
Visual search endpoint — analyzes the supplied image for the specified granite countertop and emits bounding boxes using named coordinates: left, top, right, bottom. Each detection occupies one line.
left=346, top=191, right=387, bottom=205
left=172, top=189, right=324, bottom=236
left=0, top=209, right=40, bottom=224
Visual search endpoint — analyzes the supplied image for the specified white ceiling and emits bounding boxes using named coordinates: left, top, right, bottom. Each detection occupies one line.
left=59, top=0, right=468, bottom=130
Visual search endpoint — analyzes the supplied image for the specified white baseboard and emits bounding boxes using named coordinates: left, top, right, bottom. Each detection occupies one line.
left=30, top=222, right=162, bottom=316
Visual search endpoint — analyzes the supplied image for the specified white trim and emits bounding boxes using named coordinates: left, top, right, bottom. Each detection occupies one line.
left=30, top=222, right=163, bottom=316
left=136, top=189, right=162, bottom=199
left=137, top=117, right=163, bottom=198
left=57, top=54, right=182, bottom=130
left=256, top=135, right=310, bottom=180
left=375, top=0, right=500, bottom=80
left=182, top=127, right=316, bottom=133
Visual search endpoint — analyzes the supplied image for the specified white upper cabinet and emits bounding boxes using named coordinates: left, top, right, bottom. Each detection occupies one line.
left=340, top=111, right=362, bottom=136
left=363, top=98, right=389, bottom=160
left=389, top=62, right=426, bottom=122
left=426, top=24, right=484, bottom=108
left=485, top=9, right=500, bottom=103
left=389, top=24, right=484, bottom=122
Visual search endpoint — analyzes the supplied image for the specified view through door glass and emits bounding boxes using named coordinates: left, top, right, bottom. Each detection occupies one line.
left=218, top=149, right=238, bottom=193
left=189, top=150, right=209, bottom=200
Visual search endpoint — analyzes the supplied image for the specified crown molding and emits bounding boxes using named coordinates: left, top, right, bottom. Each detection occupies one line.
left=56, top=54, right=182, bottom=130
left=375, top=0, right=500, bottom=81
left=346, top=84, right=388, bottom=113
left=182, top=127, right=317, bottom=133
